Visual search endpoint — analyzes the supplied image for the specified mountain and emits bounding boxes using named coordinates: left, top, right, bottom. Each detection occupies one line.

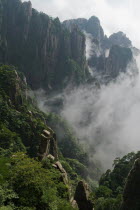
left=64, top=17, right=138, bottom=81
left=0, top=0, right=138, bottom=91
left=0, top=0, right=140, bottom=209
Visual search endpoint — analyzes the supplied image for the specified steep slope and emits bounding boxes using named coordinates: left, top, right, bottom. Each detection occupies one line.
left=0, top=0, right=88, bottom=90
left=91, top=152, right=140, bottom=210
left=0, top=64, right=57, bottom=157
left=0, top=64, right=96, bottom=209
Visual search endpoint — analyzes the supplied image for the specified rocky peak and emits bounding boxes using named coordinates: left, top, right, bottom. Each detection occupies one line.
left=74, top=180, right=94, bottom=210
left=108, top=31, right=132, bottom=48
left=63, top=15, right=104, bottom=43
left=63, top=18, right=87, bottom=32
left=86, top=16, right=104, bottom=42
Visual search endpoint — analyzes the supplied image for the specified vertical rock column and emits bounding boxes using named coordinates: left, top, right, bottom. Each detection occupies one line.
left=38, top=127, right=58, bottom=160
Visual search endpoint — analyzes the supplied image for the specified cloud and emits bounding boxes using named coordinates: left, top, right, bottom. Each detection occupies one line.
left=24, top=0, right=140, bottom=48
left=34, top=57, right=140, bottom=172
left=61, top=56, right=140, bottom=171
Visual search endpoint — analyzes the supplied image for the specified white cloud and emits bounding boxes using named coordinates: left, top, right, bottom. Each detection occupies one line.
left=24, top=0, right=140, bottom=48
left=61, top=56, right=140, bottom=170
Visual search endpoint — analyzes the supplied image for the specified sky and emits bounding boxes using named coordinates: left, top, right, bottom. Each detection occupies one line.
left=24, top=0, right=140, bottom=48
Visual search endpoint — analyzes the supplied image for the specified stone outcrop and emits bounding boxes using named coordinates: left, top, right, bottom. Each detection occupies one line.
left=74, top=180, right=93, bottom=210
left=121, top=158, right=140, bottom=210
left=38, top=127, right=58, bottom=160
left=54, top=161, right=69, bottom=185
left=8, top=70, right=27, bottom=107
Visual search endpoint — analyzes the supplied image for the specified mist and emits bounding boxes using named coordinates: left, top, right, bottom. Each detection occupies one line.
left=60, top=56, right=140, bottom=170
left=35, top=56, right=140, bottom=171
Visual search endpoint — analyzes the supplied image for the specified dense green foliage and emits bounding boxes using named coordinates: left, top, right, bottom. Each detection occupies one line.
left=45, top=112, right=101, bottom=183
left=46, top=113, right=88, bottom=164
left=0, top=65, right=49, bottom=156
left=0, top=65, right=138, bottom=210
left=92, top=152, right=140, bottom=210
left=0, top=65, right=79, bottom=209
left=0, top=153, right=75, bottom=209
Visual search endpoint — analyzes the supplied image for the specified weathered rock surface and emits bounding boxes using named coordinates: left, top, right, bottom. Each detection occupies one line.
left=108, top=32, right=132, bottom=48
left=64, top=16, right=138, bottom=81
left=0, top=0, right=87, bottom=90
left=121, top=158, right=140, bottom=210
left=39, top=127, right=58, bottom=160
left=74, top=180, right=93, bottom=210
left=54, top=161, right=69, bottom=185
left=63, top=16, right=104, bottom=43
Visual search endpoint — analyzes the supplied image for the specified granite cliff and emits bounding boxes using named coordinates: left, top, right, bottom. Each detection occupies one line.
left=64, top=17, right=138, bottom=81
left=0, top=0, right=138, bottom=91
left=0, top=0, right=88, bottom=90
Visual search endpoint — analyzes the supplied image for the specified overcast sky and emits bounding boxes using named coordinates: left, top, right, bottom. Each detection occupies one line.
left=24, top=0, right=140, bottom=48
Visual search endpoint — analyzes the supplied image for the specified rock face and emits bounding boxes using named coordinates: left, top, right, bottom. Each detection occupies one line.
left=64, top=16, right=137, bottom=81
left=0, top=66, right=27, bottom=109
left=74, top=180, right=93, bottom=210
left=108, top=32, right=132, bottom=48
left=39, top=127, right=58, bottom=160
left=0, top=0, right=87, bottom=90
left=64, top=16, right=104, bottom=43
left=54, top=161, right=69, bottom=185
left=0, top=0, right=137, bottom=88
left=121, top=158, right=140, bottom=210
left=105, top=45, right=133, bottom=78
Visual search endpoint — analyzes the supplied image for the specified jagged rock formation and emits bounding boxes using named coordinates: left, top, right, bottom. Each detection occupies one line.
left=63, top=16, right=104, bottom=44
left=74, top=180, right=93, bottom=210
left=63, top=17, right=132, bottom=50
left=107, top=32, right=132, bottom=48
left=0, top=0, right=88, bottom=90
left=0, top=0, right=137, bottom=89
left=121, top=158, right=140, bottom=210
left=64, top=17, right=138, bottom=81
